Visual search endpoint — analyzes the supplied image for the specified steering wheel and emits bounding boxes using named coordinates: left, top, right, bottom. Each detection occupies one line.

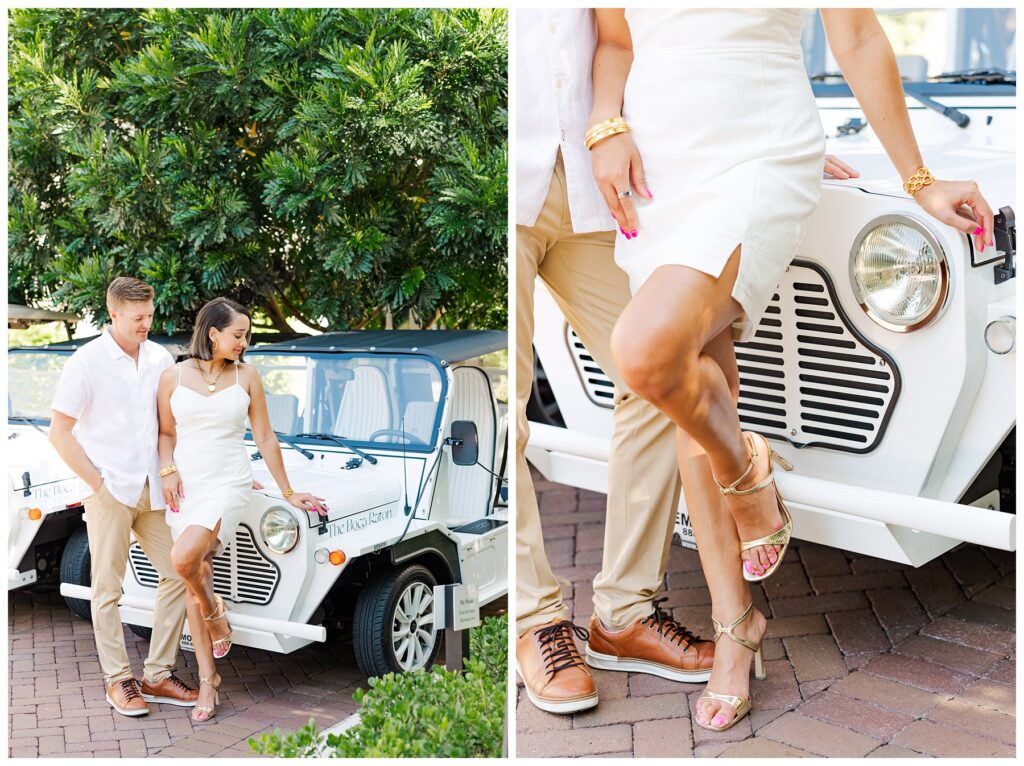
left=368, top=429, right=429, bottom=447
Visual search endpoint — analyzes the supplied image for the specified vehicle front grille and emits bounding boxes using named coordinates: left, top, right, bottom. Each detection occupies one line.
left=563, top=260, right=900, bottom=454
left=129, top=524, right=279, bottom=605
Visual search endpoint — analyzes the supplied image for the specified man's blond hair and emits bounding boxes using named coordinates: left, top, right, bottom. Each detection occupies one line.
left=106, top=277, right=154, bottom=311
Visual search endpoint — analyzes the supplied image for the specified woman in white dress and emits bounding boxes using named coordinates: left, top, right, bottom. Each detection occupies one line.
left=156, top=297, right=326, bottom=721
left=588, top=9, right=995, bottom=731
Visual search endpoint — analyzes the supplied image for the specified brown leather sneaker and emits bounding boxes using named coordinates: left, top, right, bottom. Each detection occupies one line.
left=105, top=678, right=150, bottom=717
left=516, top=619, right=599, bottom=714
left=141, top=673, right=198, bottom=707
left=586, top=598, right=715, bottom=683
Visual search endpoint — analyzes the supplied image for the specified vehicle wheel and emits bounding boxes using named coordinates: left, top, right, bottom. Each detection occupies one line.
left=128, top=624, right=152, bottom=642
left=59, top=525, right=92, bottom=621
left=526, top=353, right=565, bottom=427
left=353, top=564, right=439, bottom=677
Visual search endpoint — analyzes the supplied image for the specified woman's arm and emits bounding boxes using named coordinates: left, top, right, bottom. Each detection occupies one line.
left=245, top=365, right=327, bottom=515
left=589, top=9, right=650, bottom=235
left=157, top=366, right=183, bottom=512
left=821, top=9, right=994, bottom=251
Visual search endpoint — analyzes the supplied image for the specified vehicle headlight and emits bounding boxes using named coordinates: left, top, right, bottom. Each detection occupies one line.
left=260, top=507, right=299, bottom=554
left=850, top=214, right=950, bottom=332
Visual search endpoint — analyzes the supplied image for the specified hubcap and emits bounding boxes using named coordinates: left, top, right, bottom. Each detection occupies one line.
left=391, top=581, right=436, bottom=671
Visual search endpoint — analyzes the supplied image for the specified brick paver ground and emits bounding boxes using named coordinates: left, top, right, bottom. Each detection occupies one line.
left=516, top=469, right=1016, bottom=758
left=9, top=589, right=507, bottom=758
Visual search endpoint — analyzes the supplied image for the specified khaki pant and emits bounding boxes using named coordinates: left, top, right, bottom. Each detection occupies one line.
left=516, top=154, right=681, bottom=636
left=85, top=481, right=187, bottom=685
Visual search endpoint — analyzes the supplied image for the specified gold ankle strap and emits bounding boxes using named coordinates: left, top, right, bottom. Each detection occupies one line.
left=203, top=595, right=225, bottom=622
left=198, top=673, right=220, bottom=689
left=711, top=603, right=760, bottom=652
left=714, top=434, right=792, bottom=496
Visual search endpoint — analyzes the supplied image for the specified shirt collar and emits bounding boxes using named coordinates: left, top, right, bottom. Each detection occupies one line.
left=101, top=327, right=152, bottom=364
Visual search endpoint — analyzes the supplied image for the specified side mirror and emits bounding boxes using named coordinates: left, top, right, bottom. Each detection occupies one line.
left=449, top=421, right=479, bottom=466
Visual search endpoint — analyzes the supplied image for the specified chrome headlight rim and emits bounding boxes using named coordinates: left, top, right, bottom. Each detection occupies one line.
left=848, top=213, right=951, bottom=333
left=260, top=507, right=300, bottom=554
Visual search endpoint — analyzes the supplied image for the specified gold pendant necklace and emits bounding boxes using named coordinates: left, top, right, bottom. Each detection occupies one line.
left=194, top=358, right=226, bottom=392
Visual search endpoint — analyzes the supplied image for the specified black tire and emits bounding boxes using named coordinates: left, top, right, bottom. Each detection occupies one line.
left=59, top=525, right=92, bottom=621
left=129, top=624, right=153, bottom=642
left=526, top=352, right=565, bottom=427
left=353, top=564, right=439, bottom=677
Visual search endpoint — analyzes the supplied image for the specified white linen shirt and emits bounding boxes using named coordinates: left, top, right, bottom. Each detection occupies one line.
left=516, top=8, right=616, bottom=234
left=51, top=329, right=174, bottom=509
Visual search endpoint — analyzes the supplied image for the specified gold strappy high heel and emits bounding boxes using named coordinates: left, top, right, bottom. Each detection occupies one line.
left=191, top=672, right=221, bottom=722
left=204, top=595, right=233, bottom=658
left=695, top=603, right=766, bottom=733
left=715, top=431, right=794, bottom=582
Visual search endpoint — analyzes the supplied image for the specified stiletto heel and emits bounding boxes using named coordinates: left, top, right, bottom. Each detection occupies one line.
left=696, top=603, right=765, bottom=733
left=714, top=432, right=794, bottom=582
left=753, top=646, right=766, bottom=680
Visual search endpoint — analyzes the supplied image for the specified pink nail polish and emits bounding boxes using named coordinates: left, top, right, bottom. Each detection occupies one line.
left=646, top=190, right=654, bottom=199
left=620, top=227, right=627, bottom=235
left=630, top=228, right=637, bottom=237
left=980, top=242, right=985, bottom=253
left=712, top=715, right=725, bottom=726
left=625, top=233, right=632, bottom=240
left=744, top=561, right=753, bottom=572
left=974, top=226, right=984, bottom=235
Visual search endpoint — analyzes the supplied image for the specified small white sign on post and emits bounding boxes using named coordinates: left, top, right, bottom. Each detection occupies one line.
left=434, top=583, right=479, bottom=670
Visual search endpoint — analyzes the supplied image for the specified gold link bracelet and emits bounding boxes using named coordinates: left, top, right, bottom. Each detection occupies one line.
left=903, top=166, right=934, bottom=196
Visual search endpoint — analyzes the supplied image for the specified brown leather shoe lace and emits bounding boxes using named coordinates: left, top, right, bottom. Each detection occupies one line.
left=640, top=598, right=701, bottom=649
left=119, top=679, right=143, bottom=702
left=536, top=620, right=590, bottom=676
left=166, top=674, right=194, bottom=694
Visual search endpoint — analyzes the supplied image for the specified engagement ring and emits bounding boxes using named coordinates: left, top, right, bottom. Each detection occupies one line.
left=617, top=189, right=633, bottom=199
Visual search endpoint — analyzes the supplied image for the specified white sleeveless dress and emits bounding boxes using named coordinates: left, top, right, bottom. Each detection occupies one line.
left=616, top=8, right=826, bottom=341
left=167, top=363, right=253, bottom=554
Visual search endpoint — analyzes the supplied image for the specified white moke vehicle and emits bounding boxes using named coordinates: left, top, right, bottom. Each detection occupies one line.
left=53, top=330, right=509, bottom=677
left=8, top=336, right=189, bottom=593
left=527, top=9, right=1016, bottom=566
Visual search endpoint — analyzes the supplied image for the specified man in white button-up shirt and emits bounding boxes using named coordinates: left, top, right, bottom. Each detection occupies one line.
left=515, top=9, right=715, bottom=715
left=50, top=278, right=197, bottom=716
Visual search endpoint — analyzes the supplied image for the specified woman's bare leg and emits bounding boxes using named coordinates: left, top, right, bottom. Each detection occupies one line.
left=171, top=522, right=229, bottom=645
left=677, top=328, right=766, bottom=728
left=611, top=247, right=784, bottom=575
left=184, top=589, right=219, bottom=720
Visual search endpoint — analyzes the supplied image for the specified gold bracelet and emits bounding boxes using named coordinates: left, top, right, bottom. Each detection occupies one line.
left=282, top=487, right=295, bottom=498
left=903, top=166, right=934, bottom=196
left=585, top=116, right=627, bottom=139
left=584, top=117, right=628, bottom=145
left=585, top=124, right=631, bottom=151
left=159, top=465, right=178, bottom=477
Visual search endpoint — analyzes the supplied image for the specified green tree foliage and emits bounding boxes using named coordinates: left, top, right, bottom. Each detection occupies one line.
left=9, top=8, right=507, bottom=333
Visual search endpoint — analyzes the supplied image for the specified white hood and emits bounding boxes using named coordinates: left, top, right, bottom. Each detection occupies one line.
left=820, top=99, right=1016, bottom=208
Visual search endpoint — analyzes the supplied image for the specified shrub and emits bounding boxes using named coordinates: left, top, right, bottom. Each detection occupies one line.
left=249, top=613, right=507, bottom=758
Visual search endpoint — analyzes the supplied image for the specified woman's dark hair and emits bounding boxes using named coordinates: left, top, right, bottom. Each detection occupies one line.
left=189, top=297, right=252, bottom=361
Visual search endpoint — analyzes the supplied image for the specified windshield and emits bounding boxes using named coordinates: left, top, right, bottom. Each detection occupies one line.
left=8, top=351, right=71, bottom=422
left=247, top=352, right=446, bottom=452
left=801, top=8, right=1016, bottom=81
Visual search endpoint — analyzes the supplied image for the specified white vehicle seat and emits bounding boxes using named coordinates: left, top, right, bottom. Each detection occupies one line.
left=447, top=366, right=497, bottom=520
left=334, top=365, right=392, bottom=441
left=399, top=400, right=438, bottom=445
left=265, top=393, right=299, bottom=435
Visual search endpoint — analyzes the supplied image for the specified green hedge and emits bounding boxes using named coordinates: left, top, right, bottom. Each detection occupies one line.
left=250, top=614, right=507, bottom=758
